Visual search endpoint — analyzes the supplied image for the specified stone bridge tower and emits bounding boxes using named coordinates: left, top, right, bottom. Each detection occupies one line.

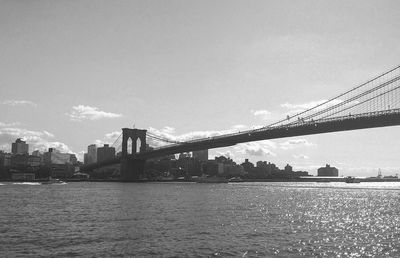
left=121, top=128, right=147, bottom=181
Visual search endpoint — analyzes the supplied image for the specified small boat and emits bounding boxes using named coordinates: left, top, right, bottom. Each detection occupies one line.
left=229, top=177, right=244, bottom=183
left=41, top=178, right=66, bottom=185
left=345, top=176, right=361, bottom=183
left=195, top=175, right=228, bottom=183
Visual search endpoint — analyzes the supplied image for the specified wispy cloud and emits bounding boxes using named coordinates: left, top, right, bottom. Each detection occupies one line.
left=0, top=122, right=20, bottom=127
left=279, top=139, right=316, bottom=150
left=67, top=105, right=122, bottom=121
left=1, top=99, right=37, bottom=107
left=280, top=99, right=360, bottom=116
left=293, top=154, right=310, bottom=159
left=251, top=109, right=273, bottom=121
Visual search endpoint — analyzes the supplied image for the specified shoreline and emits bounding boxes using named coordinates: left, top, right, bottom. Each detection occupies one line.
left=2, top=178, right=400, bottom=183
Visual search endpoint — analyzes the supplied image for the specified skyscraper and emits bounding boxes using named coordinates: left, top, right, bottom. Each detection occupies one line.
left=87, top=144, right=97, bottom=164
left=11, top=138, right=29, bottom=154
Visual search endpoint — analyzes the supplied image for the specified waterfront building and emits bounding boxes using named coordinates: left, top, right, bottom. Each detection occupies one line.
left=317, top=164, right=339, bottom=177
left=43, top=148, right=75, bottom=165
left=10, top=154, right=28, bottom=168
left=11, top=172, right=35, bottom=181
left=193, top=150, right=208, bottom=162
left=0, top=151, right=11, bottom=167
left=11, top=138, right=29, bottom=155
left=27, top=155, right=41, bottom=167
left=223, top=163, right=245, bottom=177
left=97, top=144, right=116, bottom=162
left=32, top=150, right=41, bottom=157
left=177, top=154, right=196, bottom=176
left=285, top=164, right=293, bottom=173
left=51, top=163, right=75, bottom=178
left=204, top=160, right=218, bottom=176
left=241, top=159, right=254, bottom=174
left=293, top=171, right=309, bottom=177
left=87, top=144, right=97, bottom=164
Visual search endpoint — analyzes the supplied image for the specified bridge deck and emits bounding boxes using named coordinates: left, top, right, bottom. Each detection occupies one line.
left=81, top=110, right=400, bottom=171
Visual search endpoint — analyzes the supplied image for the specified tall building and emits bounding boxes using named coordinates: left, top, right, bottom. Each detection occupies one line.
left=192, top=149, right=208, bottom=162
left=318, top=164, right=339, bottom=177
left=84, top=153, right=88, bottom=164
left=97, top=144, right=115, bottom=162
left=87, top=144, right=97, bottom=164
left=11, top=138, right=29, bottom=154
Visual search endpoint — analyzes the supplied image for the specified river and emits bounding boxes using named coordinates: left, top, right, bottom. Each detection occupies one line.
left=1, top=181, right=400, bottom=257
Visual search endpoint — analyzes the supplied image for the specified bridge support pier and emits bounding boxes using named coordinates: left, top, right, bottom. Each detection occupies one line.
left=120, top=128, right=148, bottom=181
left=121, top=158, right=146, bottom=181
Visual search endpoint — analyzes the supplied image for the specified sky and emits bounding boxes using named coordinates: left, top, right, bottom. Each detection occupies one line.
left=1, top=0, right=400, bottom=176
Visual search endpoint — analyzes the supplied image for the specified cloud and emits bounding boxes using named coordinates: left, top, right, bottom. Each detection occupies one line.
left=33, top=141, right=73, bottom=154
left=293, top=154, right=310, bottom=159
left=279, top=139, right=316, bottom=150
left=216, top=150, right=235, bottom=158
left=67, top=105, right=122, bottom=121
left=105, top=131, right=121, bottom=141
left=1, top=100, right=37, bottom=107
left=0, top=122, right=20, bottom=127
left=0, top=127, right=74, bottom=154
left=281, top=100, right=332, bottom=111
left=251, top=109, right=273, bottom=120
left=162, top=126, right=175, bottom=134
left=280, top=99, right=360, bottom=117
left=231, top=124, right=248, bottom=130
left=234, top=141, right=276, bottom=157
left=43, top=131, right=55, bottom=138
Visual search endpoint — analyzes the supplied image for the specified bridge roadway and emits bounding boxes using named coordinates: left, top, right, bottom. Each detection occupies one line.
left=81, top=109, right=400, bottom=171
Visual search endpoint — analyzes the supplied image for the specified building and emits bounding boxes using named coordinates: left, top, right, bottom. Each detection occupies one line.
left=32, top=150, right=41, bottom=157
left=241, top=159, right=254, bottom=174
left=11, top=172, right=35, bottom=181
left=10, top=154, right=28, bottom=167
left=192, top=150, right=208, bottom=162
left=318, top=164, right=339, bottom=177
left=43, top=148, right=75, bottom=165
left=87, top=144, right=97, bottom=164
left=97, top=144, right=116, bottom=162
left=27, top=155, right=42, bottom=167
left=11, top=138, right=29, bottom=154
left=284, top=164, right=293, bottom=173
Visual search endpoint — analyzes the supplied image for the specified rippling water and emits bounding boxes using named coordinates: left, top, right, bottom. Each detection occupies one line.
left=1, top=181, right=400, bottom=257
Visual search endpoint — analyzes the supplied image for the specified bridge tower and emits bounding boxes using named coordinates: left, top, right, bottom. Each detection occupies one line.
left=121, top=128, right=147, bottom=181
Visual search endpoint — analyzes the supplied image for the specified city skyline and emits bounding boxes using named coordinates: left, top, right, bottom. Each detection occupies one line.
left=1, top=1, right=400, bottom=176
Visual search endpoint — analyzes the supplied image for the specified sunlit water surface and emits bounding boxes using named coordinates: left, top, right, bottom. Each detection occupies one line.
left=1, top=181, right=400, bottom=257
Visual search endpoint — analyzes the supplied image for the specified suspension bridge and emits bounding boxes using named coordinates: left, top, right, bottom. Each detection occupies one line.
left=81, top=65, right=400, bottom=181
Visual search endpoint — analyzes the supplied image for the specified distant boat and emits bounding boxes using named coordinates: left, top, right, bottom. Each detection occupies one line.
left=345, top=176, right=361, bottom=183
left=228, top=177, right=244, bottom=183
left=195, top=175, right=228, bottom=183
left=41, top=177, right=66, bottom=185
